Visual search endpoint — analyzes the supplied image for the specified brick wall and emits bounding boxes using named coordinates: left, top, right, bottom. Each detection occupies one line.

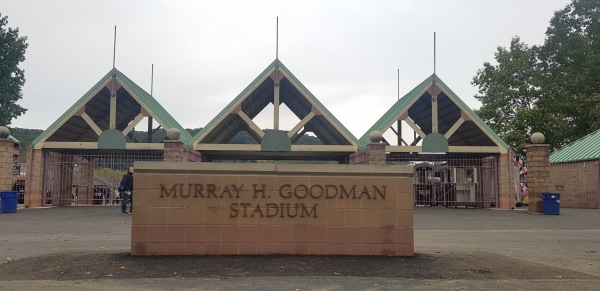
left=131, top=163, right=414, bottom=256
left=549, top=161, right=599, bottom=209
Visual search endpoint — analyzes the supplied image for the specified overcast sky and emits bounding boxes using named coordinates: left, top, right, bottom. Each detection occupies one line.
left=4, top=0, right=571, bottom=139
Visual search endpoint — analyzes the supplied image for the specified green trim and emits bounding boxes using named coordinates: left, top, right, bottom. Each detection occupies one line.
left=8, top=135, right=20, bottom=144
left=358, top=74, right=510, bottom=151
left=114, top=69, right=193, bottom=148
left=31, top=71, right=112, bottom=147
left=277, top=60, right=359, bottom=146
left=98, top=128, right=126, bottom=150
left=422, top=132, right=449, bottom=153
left=192, top=60, right=276, bottom=146
left=31, top=68, right=193, bottom=148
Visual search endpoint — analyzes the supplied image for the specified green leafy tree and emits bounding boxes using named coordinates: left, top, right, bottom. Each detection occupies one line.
left=0, top=13, right=28, bottom=126
left=473, top=0, right=600, bottom=151
left=537, top=0, right=600, bottom=148
left=472, top=36, right=542, bottom=151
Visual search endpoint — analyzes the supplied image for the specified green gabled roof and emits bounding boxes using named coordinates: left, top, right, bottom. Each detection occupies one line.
left=358, top=74, right=510, bottom=151
left=550, top=128, right=600, bottom=163
left=277, top=60, right=358, bottom=145
left=192, top=59, right=359, bottom=148
left=31, top=68, right=192, bottom=148
left=114, top=68, right=193, bottom=147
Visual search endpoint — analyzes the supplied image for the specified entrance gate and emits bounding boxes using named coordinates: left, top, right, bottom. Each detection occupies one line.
left=43, top=150, right=164, bottom=206
left=388, top=154, right=498, bottom=207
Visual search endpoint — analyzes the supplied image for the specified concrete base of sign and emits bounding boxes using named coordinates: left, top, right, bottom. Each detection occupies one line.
left=131, top=162, right=414, bottom=256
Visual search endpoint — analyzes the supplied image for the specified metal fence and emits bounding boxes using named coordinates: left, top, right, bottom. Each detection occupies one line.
left=387, top=153, right=499, bottom=208
left=43, top=150, right=164, bottom=206
left=549, top=160, right=600, bottom=209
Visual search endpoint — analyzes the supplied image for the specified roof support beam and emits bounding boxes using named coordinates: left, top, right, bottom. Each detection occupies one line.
left=432, top=94, right=438, bottom=133
left=288, top=112, right=315, bottom=138
left=80, top=113, right=103, bottom=136
left=122, top=113, right=146, bottom=136
left=109, top=91, right=117, bottom=129
left=291, top=128, right=307, bottom=144
left=444, top=117, right=465, bottom=139
left=237, top=111, right=265, bottom=139
left=274, top=81, right=280, bottom=130
left=403, top=117, right=426, bottom=138
left=389, top=125, right=408, bottom=146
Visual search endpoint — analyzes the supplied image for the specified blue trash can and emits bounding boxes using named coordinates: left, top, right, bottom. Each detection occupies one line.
left=542, top=192, right=560, bottom=215
left=1, top=191, right=18, bottom=213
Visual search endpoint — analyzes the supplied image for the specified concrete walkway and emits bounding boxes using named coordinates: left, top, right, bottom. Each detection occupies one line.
left=0, top=206, right=598, bottom=290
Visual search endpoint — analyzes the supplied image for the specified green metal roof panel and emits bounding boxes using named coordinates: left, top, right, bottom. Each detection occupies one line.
left=32, top=68, right=193, bottom=148
left=358, top=74, right=510, bottom=151
left=550, top=128, right=600, bottom=163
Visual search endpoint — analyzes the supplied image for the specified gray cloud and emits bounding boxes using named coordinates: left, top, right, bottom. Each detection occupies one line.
left=3, top=0, right=570, bottom=138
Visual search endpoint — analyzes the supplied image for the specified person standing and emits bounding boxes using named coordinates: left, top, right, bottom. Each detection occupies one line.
left=121, top=166, right=134, bottom=214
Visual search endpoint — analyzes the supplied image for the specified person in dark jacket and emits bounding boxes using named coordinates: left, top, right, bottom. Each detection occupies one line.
left=121, top=166, right=134, bottom=214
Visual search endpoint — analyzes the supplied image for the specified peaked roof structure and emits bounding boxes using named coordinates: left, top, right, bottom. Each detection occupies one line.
left=191, top=59, right=359, bottom=160
left=550, top=128, right=600, bottom=163
left=32, top=68, right=193, bottom=150
left=359, top=74, right=510, bottom=154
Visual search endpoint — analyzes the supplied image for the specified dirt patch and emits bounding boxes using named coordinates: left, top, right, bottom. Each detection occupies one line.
left=0, top=250, right=595, bottom=281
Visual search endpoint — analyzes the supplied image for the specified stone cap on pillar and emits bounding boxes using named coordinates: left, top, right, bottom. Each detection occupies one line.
left=526, top=132, right=550, bottom=148
left=0, top=126, right=10, bottom=139
left=369, top=131, right=383, bottom=144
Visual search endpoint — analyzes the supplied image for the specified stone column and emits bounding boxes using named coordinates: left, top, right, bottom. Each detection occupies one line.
left=163, top=128, right=185, bottom=162
left=526, top=133, right=550, bottom=214
left=367, top=131, right=386, bottom=166
left=25, top=147, right=45, bottom=208
left=497, top=151, right=516, bottom=209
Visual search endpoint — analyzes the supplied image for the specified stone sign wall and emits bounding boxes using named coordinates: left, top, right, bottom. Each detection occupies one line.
left=131, top=162, right=414, bottom=256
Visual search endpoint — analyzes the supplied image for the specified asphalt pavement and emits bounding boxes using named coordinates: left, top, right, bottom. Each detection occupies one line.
left=0, top=205, right=598, bottom=290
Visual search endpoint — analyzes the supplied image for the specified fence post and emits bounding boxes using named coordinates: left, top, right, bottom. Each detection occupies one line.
left=526, top=132, right=550, bottom=214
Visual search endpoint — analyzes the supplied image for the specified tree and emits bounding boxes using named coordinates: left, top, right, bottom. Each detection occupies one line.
left=0, top=13, right=28, bottom=126
left=537, top=0, right=600, bottom=148
left=473, top=0, right=600, bottom=151
left=472, top=36, right=542, bottom=151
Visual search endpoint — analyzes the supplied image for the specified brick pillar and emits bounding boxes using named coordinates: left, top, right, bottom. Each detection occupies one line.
left=497, top=152, right=516, bottom=209
left=163, top=140, right=185, bottom=162
left=526, top=144, right=550, bottom=214
left=25, top=147, right=45, bottom=208
left=0, top=139, right=18, bottom=191
left=367, top=143, right=386, bottom=165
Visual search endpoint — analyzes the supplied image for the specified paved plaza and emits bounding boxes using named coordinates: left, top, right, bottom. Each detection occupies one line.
left=0, top=206, right=598, bottom=290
